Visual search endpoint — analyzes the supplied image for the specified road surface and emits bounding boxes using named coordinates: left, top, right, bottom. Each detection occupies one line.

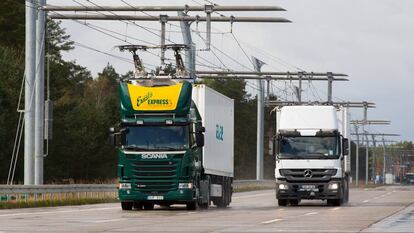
left=0, top=185, right=413, bottom=232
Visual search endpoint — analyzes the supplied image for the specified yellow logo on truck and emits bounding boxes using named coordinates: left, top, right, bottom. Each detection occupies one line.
left=127, top=83, right=183, bottom=111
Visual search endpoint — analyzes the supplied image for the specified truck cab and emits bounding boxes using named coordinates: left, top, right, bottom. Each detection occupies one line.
left=273, top=105, right=350, bottom=206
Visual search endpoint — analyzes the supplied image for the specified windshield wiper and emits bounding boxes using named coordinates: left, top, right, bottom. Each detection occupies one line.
left=123, top=145, right=151, bottom=151
left=154, top=146, right=186, bottom=151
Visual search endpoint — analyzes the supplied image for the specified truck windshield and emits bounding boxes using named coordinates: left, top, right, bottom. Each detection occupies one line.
left=123, top=125, right=189, bottom=151
left=279, top=136, right=339, bottom=159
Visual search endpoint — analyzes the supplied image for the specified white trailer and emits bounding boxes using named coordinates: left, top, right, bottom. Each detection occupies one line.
left=274, top=105, right=350, bottom=206
left=192, top=84, right=234, bottom=206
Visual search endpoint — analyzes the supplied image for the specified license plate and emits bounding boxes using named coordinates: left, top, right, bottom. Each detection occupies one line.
left=301, top=185, right=316, bottom=190
left=147, top=196, right=164, bottom=200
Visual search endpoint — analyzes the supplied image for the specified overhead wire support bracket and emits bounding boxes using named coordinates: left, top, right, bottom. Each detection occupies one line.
left=268, top=101, right=376, bottom=108
left=43, top=5, right=287, bottom=12
left=48, top=14, right=291, bottom=23
left=117, top=44, right=190, bottom=80
left=204, top=4, right=214, bottom=51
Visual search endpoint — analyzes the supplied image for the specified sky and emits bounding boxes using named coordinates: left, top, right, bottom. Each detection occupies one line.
left=48, top=0, right=414, bottom=142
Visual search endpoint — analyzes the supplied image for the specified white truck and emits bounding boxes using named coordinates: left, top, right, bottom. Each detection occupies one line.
left=272, top=105, right=350, bottom=206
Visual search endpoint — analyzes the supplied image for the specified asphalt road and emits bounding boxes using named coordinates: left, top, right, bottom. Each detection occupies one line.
left=0, top=185, right=413, bottom=233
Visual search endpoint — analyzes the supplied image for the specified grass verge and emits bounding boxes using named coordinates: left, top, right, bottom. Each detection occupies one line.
left=0, top=198, right=118, bottom=209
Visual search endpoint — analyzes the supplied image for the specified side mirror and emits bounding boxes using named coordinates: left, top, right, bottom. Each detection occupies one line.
left=268, top=139, right=274, bottom=156
left=108, top=127, right=117, bottom=147
left=342, top=138, right=349, bottom=155
left=108, top=134, right=116, bottom=147
left=197, top=126, right=206, bottom=133
left=196, top=133, right=205, bottom=147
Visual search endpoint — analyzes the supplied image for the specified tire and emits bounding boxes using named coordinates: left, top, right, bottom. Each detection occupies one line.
left=143, top=203, right=154, bottom=210
left=213, top=178, right=230, bottom=208
left=199, top=182, right=210, bottom=209
left=121, top=201, right=133, bottom=210
left=344, top=180, right=350, bottom=203
left=327, top=199, right=341, bottom=206
left=133, top=202, right=143, bottom=210
left=186, top=201, right=197, bottom=210
left=278, top=199, right=288, bottom=206
left=289, top=199, right=299, bottom=206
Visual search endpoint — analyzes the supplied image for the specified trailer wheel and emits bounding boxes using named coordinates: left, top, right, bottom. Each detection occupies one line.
left=278, top=199, right=288, bottom=206
left=121, top=201, right=133, bottom=210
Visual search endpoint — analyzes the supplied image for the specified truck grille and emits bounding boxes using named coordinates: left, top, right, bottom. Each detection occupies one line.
left=279, top=169, right=337, bottom=182
left=132, top=159, right=181, bottom=194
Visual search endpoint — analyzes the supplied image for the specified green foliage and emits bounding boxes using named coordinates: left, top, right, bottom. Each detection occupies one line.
left=0, top=0, right=25, bottom=49
left=0, top=46, right=24, bottom=182
left=0, top=198, right=118, bottom=209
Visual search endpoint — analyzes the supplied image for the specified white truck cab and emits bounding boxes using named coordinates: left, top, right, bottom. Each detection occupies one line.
left=273, top=105, right=350, bottom=206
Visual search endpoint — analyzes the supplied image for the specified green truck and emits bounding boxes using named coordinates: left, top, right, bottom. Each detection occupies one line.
left=110, top=78, right=234, bottom=210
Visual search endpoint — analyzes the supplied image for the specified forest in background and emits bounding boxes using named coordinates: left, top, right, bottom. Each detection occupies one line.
left=0, top=0, right=276, bottom=183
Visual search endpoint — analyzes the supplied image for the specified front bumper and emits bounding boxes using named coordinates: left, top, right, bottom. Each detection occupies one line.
left=276, top=179, right=342, bottom=200
left=118, top=188, right=194, bottom=204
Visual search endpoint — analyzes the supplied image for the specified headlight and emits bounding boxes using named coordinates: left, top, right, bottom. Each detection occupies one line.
left=119, top=183, right=131, bottom=190
left=328, top=183, right=339, bottom=190
left=278, top=183, right=289, bottom=190
left=178, top=183, right=193, bottom=189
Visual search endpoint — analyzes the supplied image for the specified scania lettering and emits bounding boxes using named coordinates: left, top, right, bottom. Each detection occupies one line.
left=271, top=105, right=351, bottom=206
left=141, top=154, right=168, bottom=159
left=110, top=80, right=234, bottom=210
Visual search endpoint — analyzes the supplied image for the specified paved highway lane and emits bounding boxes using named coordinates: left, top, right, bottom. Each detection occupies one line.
left=0, top=185, right=413, bottom=233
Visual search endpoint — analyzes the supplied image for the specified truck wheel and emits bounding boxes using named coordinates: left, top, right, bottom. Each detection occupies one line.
left=143, top=203, right=154, bottom=210
left=133, top=202, right=143, bottom=210
left=121, top=201, right=133, bottom=210
left=186, top=201, right=197, bottom=210
left=289, top=199, right=299, bottom=206
left=327, top=199, right=341, bottom=206
left=278, top=199, right=288, bottom=206
left=344, top=181, right=350, bottom=203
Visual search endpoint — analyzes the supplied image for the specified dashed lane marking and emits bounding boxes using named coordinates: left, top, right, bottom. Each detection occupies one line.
left=84, top=218, right=125, bottom=223
left=0, top=207, right=118, bottom=218
left=303, top=212, right=318, bottom=216
left=261, top=218, right=283, bottom=224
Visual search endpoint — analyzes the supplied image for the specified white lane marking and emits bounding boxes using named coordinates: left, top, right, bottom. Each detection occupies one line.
left=363, top=200, right=369, bottom=203
left=178, top=211, right=196, bottom=215
left=85, top=218, right=125, bottom=223
left=373, top=196, right=381, bottom=200
left=331, top=207, right=340, bottom=211
left=386, top=192, right=392, bottom=195
left=261, top=218, right=283, bottom=224
left=279, top=208, right=285, bottom=211
left=233, top=193, right=270, bottom=199
left=0, top=207, right=118, bottom=218
left=303, top=212, right=318, bottom=216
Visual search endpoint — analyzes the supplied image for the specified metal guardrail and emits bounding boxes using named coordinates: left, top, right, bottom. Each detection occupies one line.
left=0, top=184, right=117, bottom=195
left=0, top=180, right=275, bottom=201
left=0, top=181, right=275, bottom=193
